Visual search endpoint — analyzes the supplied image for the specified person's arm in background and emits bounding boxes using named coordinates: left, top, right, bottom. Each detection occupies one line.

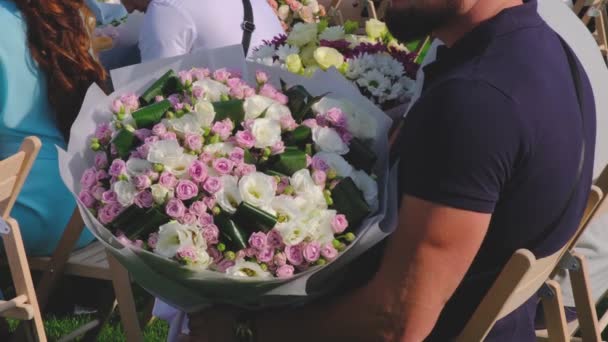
left=138, top=2, right=196, bottom=62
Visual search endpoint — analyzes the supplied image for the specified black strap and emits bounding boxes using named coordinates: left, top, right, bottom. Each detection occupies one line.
left=241, top=0, right=256, bottom=55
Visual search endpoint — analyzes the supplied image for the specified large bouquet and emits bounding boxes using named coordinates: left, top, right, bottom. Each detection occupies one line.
left=251, top=19, right=419, bottom=112
left=59, top=46, right=396, bottom=310
left=267, top=0, right=327, bottom=31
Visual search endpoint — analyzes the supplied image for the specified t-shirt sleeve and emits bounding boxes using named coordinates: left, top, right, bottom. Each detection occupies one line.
left=398, top=79, right=527, bottom=213
left=138, top=2, right=196, bottom=62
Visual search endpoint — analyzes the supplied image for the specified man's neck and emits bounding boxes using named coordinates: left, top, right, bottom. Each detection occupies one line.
left=433, top=0, right=524, bottom=47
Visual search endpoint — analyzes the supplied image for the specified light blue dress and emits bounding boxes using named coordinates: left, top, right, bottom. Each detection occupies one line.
left=0, top=0, right=94, bottom=256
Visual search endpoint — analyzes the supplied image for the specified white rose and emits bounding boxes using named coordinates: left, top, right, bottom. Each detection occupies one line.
left=312, top=126, right=349, bottom=155
left=164, top=154, right=197, bottom=178
left=163, top=114, right=202, bottom=137
left=365, top=18, right=388, bottom=40
left=287, top=22, right=318, bottom=47
left=226, top=259, right=272, bottom=278
left=238, top=172, right=277, bottom=208
left=278, top=4, right=290, bottom=20
left=154, top=221, right=198, bottom=258
left=314, top=152, right=353, bottom=178
left=319, top=26, right=345, bottom=41
left=150, top=184, right=173, bottom=205
left=351, top=170, right=378, bottom=208
left=126, top=158, right=152, bottom=177
left=112, top=180, right=138, bottom=207
left=203, top=142, right=235, bottom=157
left=243, top=95, right=275, bottom=120
left=147, top=140, right=184, bottom=165
left=313, top=47, right=345, bottom=71
left=215, top=175, right=242, bottom=214
left=276, top=219, right=309, bottom=246
left=192, top=100, right=216, bottom=128
left=192, top=78, right=229, bottom=102
left=290, top=169, right=327, bottom=209
left=251, top=118, right=282, bottom=148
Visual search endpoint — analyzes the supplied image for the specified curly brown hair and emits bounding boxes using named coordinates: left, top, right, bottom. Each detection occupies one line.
left=13, top=0, right=107, bottom=141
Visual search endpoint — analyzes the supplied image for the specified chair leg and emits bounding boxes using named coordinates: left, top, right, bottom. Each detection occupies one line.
left=570, top=253, right=602, bottom=342
left=540, top=280, right=569, bottom=342
left=107, top=253, right=143, bottom=342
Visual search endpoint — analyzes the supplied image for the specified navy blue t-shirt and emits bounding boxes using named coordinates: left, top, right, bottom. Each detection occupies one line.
left=397, top=1, right=596, bottom=340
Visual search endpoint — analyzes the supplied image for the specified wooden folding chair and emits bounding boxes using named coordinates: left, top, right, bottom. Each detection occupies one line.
left=0, top=136, right=46, bottom=342
left=456, top=185, right=602, bottom=342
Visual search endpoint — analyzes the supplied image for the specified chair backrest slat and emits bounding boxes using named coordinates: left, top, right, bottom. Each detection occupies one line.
left=0, top=137, right=41, bottom=219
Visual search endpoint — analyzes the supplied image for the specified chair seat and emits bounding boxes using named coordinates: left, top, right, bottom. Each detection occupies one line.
left=29, top=242, right=112, bottom=281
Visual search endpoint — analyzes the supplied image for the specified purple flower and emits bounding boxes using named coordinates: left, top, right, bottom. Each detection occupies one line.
left=191, top=67, right=210, bottom=80
left=147, top=233, right=159, bottom=249
left=285, top=244, right=304, bottom=266
left=175, top=180, right=198, bottom=201
left=98, top=203, right=123, bottom=224
left=108, top=159, right=127, bottom=177
left=302, top=118, right=318, bottom=129
left=95, top=122, right=113, bottom=143
left=234, top=163, right=256, bottom=178
left=326, top=108, right=348, bottom=127
left=167, top=94, right=181, bottom=107
left=259, top=84, right=278, bottom=99
left=189, top=201, right=207, bottom=217
left=275, top=177, right=289, bottom=195
left=152, top=124, right=167, bottom=136
left=208, top=247, right=222, bottom=261
left=80, top=168, right=98, bottom=189
left=276, top=264, right=295, bottom=278
left=176, top=245, right=198, bottom=262
left=267, top=229, right=284, bottom=249
left=306, top=155, right=312, bottom=168
left=202, top=196, right=216, bottom=209
left=273, top=92, right=288, bottom=105
left=213, top=68, right=230, bottom=82
left=271, top=141, right=285, bottom=155
left=136, top=144, right=151, bottom=159
left=184, top=133, right=203, bottom=151
left=134, top=191, right=154, bottom=208
left=192, top=86, right=204, bottom=99
left=248, top=232, right=267, bottom=250
left=178, top=70, right=193, bottom=85
left=229, top=148, right=245, bottom=163
left=211, top=121, right=232, bottom=140
left=134, top=128, right=152, bottom=141
left=243, top=86, right=256, bottom=98
left=120, top=93, right=140, bottom=112
left=111, top=98, right=124, bottom=113
left=303, top=242, right=321, bottom=263
left=199, top=151, right=213, bottom=164
left=216, top=259, right=235, bottom=273
left=133, top=175, right=151, bottom=190
left=256, top=71, right=269, bottom=84
left=331, top=214, right=348, bottom=234
left=101, top=190, right=118, bottom=203
left=188, top=160, right=208, bottom=183
left=203, top=177, right=222, bottom=194
left=235, top=130, right=255, bottom=149
left=96, top=169, right=109, bottom=181
left=242, top=119, right=255, bottom=131
left=91, top=185, right=106, bottom=200
left=273, top=252, right=287, bottom=267
left=79, top=190, right=96, bottom=208
left=147, top=171, right=159, bottom=182
left=202, top=224, right=220, bottom=244
left=321, top=243, right=338, bottom=260
left=198, top=212, right=214, bottom=227
left=165, top=198, right=187, bottom=219
left=311, top=156, right=329, bottom=172
left=179, top=212, right=197, bottom=225
left=212, top=158, right=234, bottom=175
left=257, top=247, right=274, bottom=263
left=159, top=172, right=178, bottom=189
left=94, top=152, right=109, bottom=169
left=312, top=170, right=327, bottom=186
left=161, top=132, right=178, bottom=141
left=279, top=116, right=297, bottom=131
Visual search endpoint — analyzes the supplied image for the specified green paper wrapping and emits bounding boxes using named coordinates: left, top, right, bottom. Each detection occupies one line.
left=132, top=99, right=172, bottom=128
left=271, top=149, right=307, bottom=176
left=139, top=70, right=180, bottom=105
left=215, top=213, right=248, bottom=250
left=284, top=126, right=312, bottom=146
left=112, top=129, right=136, bottom=158
left=244, top=149, right=257, bottom=164
left=331, top=177, right=370, bottom=229
left=128, top=208, right=171, bottom=240
left=233, top=202, right=278, bottom=233
left=110, top=206, right=170, bottom=240
left=212, top=99, right=245, bottom=125
left=345, top=138, right=377, bottom=173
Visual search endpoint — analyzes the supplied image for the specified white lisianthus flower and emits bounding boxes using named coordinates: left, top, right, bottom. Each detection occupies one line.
left=312, top=126, right=349, bottom=155
left=163, top=113, right=203, bottom=137
left=215, top=175, right=242, bottom=214
left=251, top=118, right=282, bottom=148
left=192, top=100, right=216, bottom=128
left=278, top=4, right=290, bottom=20
left=243, top=95, right=275, bottom=120
left=276, top=219, right=309, bottom=246
left=164, top=154, right=197, bottom=178
left=314, top=152, right=354, bottom=178
left=319, top=26, right=345, bottom=41
left=276, top=44, right=300, bottom=62
left=226, top=259, right=272, bottom=278
left=313, top=47, right=345, bottom=70
left=314, top=97, right=377, bottom=140
left=271, top=195, right=303, bottom=226
left=238, top=172, right=276, bottom=208
left=150, top=184, right=173, bottom=205
left=365, top=18, right=388, bottom=40
left=154, top=221, right=198, bottom=258
left=191, top=78, right=229, bottom=102
left=147, top=140, right=184, bottom=165
left=287, top=22, right=318, bottom=47
left=265, top=103, right=292, bottom=121
left=113, top=180, right=138, bottom=207
left=312, top=97, right=354, bottom=115
left=304, top=209, right=336, bottom=245
left=126, top=158, right=152, bottom=177
left=203, top=142, right=236, bottom=157
left=351, top=170, right=379, bottom=208
left=187, top=249, right=213, bottom=271
left=290, top=169, right=327, bottom=209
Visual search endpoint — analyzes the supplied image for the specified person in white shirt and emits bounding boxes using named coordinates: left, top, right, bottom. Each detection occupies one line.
left=120, top=0, right=285, bottom=61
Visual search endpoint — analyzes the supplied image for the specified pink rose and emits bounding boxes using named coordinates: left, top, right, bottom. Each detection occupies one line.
left=159, top=172, right=178, bottom=189
left=331, top=214, right=348, bottom=233
left=79, top=190, right=96, bottom=208
left=176, top=245, right=198, bottom=262
left=199, top=151, right=213, bottom=164
left=243, top=86, right=256, bottom=98
left=95, top=123, right=113, bottom=143
left=266, top=229, right=283, bottom=249
left=212, top=158, right=234, bottom=175
left=134, top=191, right=154, bottom=208
left=202, top=196, right=216, bottom=209
left=279, top=116, right=298, bottom=131
left=302, top=118, right=318, bottom=128
left=161, top=132, right=178, bottom=141
left=273, top=92, right=288, bottom=105
left=271, top=141, right=285, bottom=155
left=229, top=147, right=245, bottom=163
left=229, top=85, right=245, bottom=100
left=211, top=121, right=231, bottom=140
left=185, top=133, right=203, bottom=151
left=255, top=71, right=269, bottom=84
left=134, top=128, right=152, bottom=141
left=80, top=168, right=98, bottom=189
left=165, top=198, right=187, bottom=219
left=109, top=159, right=127, bottom=177
left=303, top=242, right=321, bottom=263
left=152, top=124, right=167, bottom=136
left=198, top=212, right=214, bottom=227
left=235, top=130, right=255, bottom=149
left=136, top=144, right=151, bottom=159
left=326, top=108, right=348, bottom=127
left=178, top=70, right=193, bottom=85
left=273, top=252, right=287, bottom=266
left=339, top=130, right=353, bottom=144
left=306, top=155, right=312, bottom=167
left=94, top=152, right=108, bottom=169
left=208, top=247, right=222, bottom=261
left=192, top=86, right=205, bottom=99
left=259, top=84, right=278, bottom=98
left=311, top=156, right=330, bottom=172
left=101, top=190, right=118, bottom=203
left=120, top=93, right=140, bottom=112
left=179, top=212, right=197, bottom=225
left=213, top=68, right=230, bottom=82
left=96, top=169, right=109, bottom=181
left=98, top=203, right=123, bottom=224
left=111, top=98, right=123, bottom=113
left=276, top=177, right=289, bottom=195
left=321, top=244, right=338, bottom=260
left=191, top=68, right=210, bottom=80
left=312, top=170, right=327, bottom=186
left=216, top=259, right=235, bottom=273
left=248, top=232, right=267, bottom=250
left=203, top=177, right=222, bottom=194
left=167, top=94, right=181, bottom=107
left=202, top=224, right=220, bottom=244
left=285, top=244, right=304, bottom=266
left=189, top=201, right=207, bottom=217
left=147, top=233, right=159, bottom=249
left=175, top=180, right=199, bottom=201
left=188, top=160, right=208, bottom=183
left=133, top=175, right=151, bottom=190
left=257, top=247, right=274, bottom=263
left=91, top=185, right=106, bottom=200
left=242, top=119, right=255, bottom=131
left=276, top=264, right=295, bottom=278
left=234, top=163, right=256, bottom=178
left=154, top=95, right=164, bottom=103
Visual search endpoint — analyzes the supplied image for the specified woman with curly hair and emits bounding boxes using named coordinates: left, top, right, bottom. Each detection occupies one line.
left=0, top=0, right=107, bottom=255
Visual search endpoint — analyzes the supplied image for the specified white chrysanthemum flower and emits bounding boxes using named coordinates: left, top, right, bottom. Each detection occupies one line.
left=226, top=259, right=272, bottom=278
left=357, top=70, right=391, bottom=94
left=319, top=26, right=345, bottom=41
left=276, top=44, right=300, bottom=62
left=251, top=45, right=276, bottom=60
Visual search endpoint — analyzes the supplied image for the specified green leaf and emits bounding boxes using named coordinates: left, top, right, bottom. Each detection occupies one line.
left=344, top=20, right=360, bottom=35
left=212, top=99, right=245, bottom=125
left=132, top=99, right=172, bottom=128
left=345, top=138, right=377, bottom=173
left=215, top=213, right=248, bottom=250
left=284, top=85, right=312, bottom=121
left=317, top=19, right=329, bottom=33
left=112, top=129, right=136, bottom=159
left=331, top=177, right=370, bottom=229
left=233, top=202, right=278, bottom=233
left=244, top=149, right=257, bottom=164
left=139, top=70, right=180, bottom=105
left=284, top=126, right=312, bottom=146
left=127, top=208, right=171, bottom=240
left=270, top=149, right=307, bottom=176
